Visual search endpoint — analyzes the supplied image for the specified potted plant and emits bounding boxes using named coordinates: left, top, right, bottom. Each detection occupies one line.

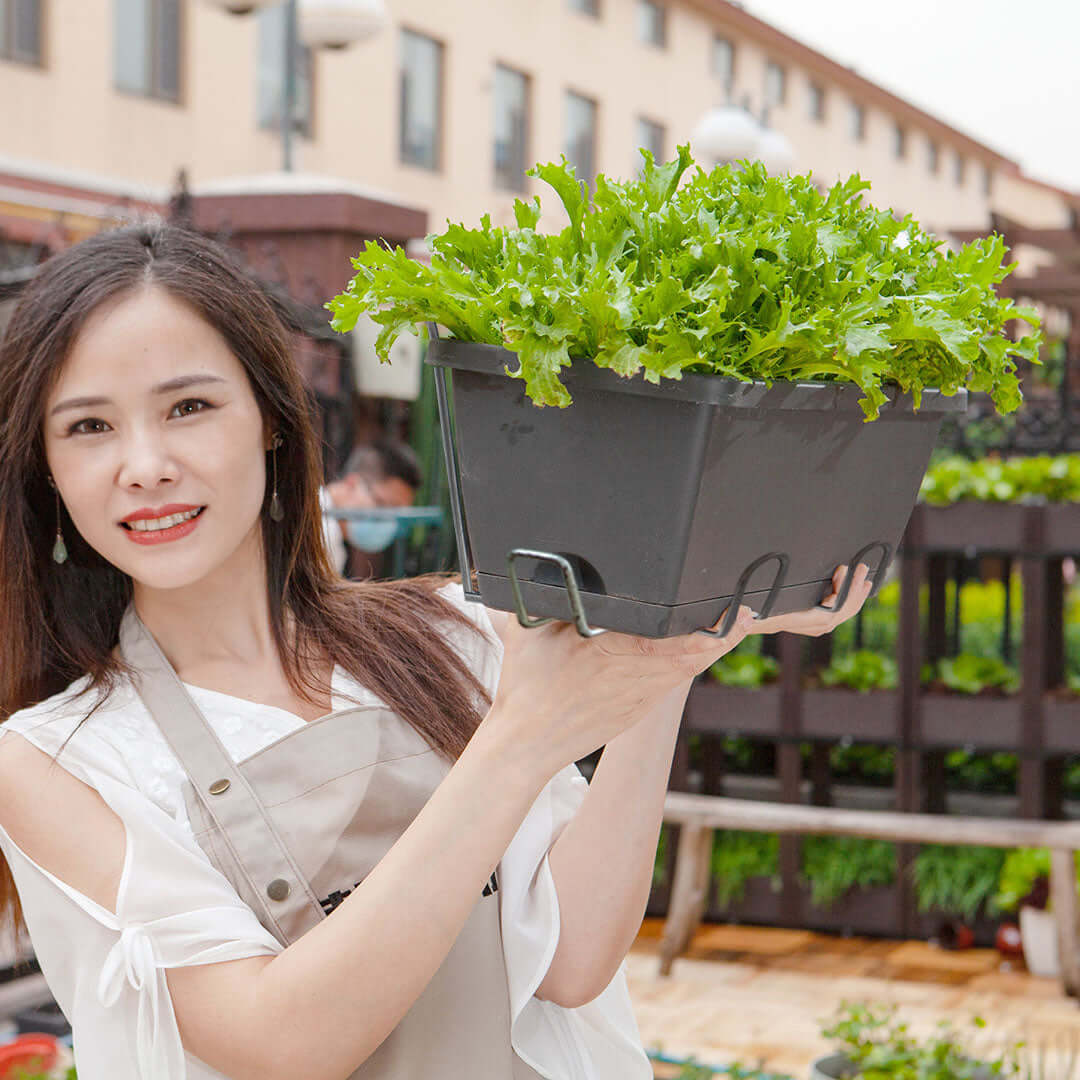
left=910, top=844, right=1007, bottom=950
left=812, top=1001, right=1013, bottom=1080
left=921, top=653, right=1022, bottom=752
left=990, top=847, right=1080, bottom=978
left=803, top=650, right=898, bottom=741
left=329, top=148, right=1040, bottom=637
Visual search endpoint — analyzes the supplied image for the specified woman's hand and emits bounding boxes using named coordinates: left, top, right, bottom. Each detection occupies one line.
left=748, top=562, right=875, bottom=637
left=488, top=603, right=756, bottom=774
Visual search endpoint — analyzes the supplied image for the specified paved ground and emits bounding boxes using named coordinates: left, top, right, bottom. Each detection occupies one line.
left=629, top=918, right=1080, bottom=1078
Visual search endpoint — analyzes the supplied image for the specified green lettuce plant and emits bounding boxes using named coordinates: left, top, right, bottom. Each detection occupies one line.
left=329, top=148, right=1041, bottom=418
left=911, top=845, right=1007, bottom=922
left=818, top=650, right=898, bottom=692
left=801, top=835, right=896, bottom=908
left=820, top=1002, right=1013, bottom=1079
left=711, top=830, right=781, bottom=908
left=924, top=653, right=1020, bottom=694
left=920, top=454, right=1080, bottom=505
left=709, top=651, right=780, bottom=688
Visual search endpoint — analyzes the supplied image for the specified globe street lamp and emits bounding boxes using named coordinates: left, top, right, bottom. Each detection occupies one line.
left=692, top=95, right=796, bottom=175
left=203, top=0, right=387, bottom=171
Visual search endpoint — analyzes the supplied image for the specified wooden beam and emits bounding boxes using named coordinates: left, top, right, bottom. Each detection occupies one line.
left=663, top=792, right=1080, bottom=849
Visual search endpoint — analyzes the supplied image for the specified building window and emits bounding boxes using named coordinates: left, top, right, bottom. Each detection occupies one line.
left=637, top=0, right=666, bottom=47
left=636, top=116, right=665, bottom=169
left=764, top=60, right=785, bottom=107
left=399, top=28, right=443, bottom=171
left=926, top=138, right=939, bottom=174
left=565, top=90, right=598, bottom=182
left=982, top=164, right=993, bottom=196
left=568, top=0, right=600, bottom=14
left=494, top=63, right=529, bottom=192
left=954, top=152, right=966, bottom=186
left=807, top=81, right=824, bottom=122
left=114, top=0, right=181, bottom=102
left=0, top=0, right=43, bottom=64
left=892, top=123, right=906, bottom=160
left=256, top=4, right=314, bottom=138
left=711, top=34, right=735, bottom=90
left=848, top=100, right=865, bottom=141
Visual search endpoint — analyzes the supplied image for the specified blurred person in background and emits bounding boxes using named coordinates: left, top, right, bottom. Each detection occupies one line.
left=323, top=439, right=422, bottom=578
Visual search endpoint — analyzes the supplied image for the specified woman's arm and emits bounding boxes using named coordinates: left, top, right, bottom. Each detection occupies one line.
left=508, top=562, right=874, bottom=1007
left=536, top=680, right=689, bottom=1007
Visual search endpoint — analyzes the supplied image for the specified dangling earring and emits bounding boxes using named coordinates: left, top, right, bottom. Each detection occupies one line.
left=269, top=433, right=284, bottom=522
left=48, top=477, right=68, bottom=564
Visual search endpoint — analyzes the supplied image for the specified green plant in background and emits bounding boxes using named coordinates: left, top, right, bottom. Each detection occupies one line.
left=911, top=845, right=1007, bottom=922
left=709, top=651, right=781, bottom=688
left=944, top=750, right=1018, bottom=793
left=711, top=830, right=781, bottom=908
left=831, top=580, right=900, bottom=656
left=924, top=653, right=1020, bottom=694
left=827, top=742, right=897, bottom=783
left=818, top=650, right=898, bottom=692
left=654, top=824, right=670, bottom=888
left=992, top=848, right=1065, bottom=914
left=920, top=454, right=1080, bottom=505
left=800, top=835, right=896, bottom=908
left=820, top=1002, right=1014, bottom=1079
left=330, top=147, right=1040, bottom=417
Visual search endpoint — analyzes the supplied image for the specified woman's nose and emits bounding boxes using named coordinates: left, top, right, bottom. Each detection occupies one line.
left=115, top=430, right=178, bottom=489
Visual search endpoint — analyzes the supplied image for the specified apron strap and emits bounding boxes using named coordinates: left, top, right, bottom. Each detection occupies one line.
left=118, top=607, right=325, bottom=940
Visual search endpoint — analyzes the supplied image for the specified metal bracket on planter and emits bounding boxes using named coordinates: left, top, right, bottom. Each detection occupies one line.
left=428, top=322, right=483, bottom=602
left=698, top=551, right=790, bottom=640
left=815, top=540, right=893, bottom=615
left=506, top=549, right=608, bottom=638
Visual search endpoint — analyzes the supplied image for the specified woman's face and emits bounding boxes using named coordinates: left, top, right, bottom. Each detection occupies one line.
left=42, top=284, right=271, bottom=594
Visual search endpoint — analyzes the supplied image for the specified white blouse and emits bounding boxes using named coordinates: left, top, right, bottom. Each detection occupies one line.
left=0, top=584, right=650, bottom=1080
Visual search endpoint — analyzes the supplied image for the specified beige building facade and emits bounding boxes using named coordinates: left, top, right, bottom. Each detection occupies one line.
left=1, top=0, right=1076, bottom=267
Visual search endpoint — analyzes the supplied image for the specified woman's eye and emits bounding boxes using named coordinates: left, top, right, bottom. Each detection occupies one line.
left=171, top=398, right=212, bottom=418
left=68, top=418, right=110, bottom=436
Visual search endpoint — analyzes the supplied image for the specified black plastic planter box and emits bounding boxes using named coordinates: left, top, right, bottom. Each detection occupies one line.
left=429, top=335, right=967, bottom=637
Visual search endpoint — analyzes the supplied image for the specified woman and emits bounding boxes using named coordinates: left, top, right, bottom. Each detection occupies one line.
left=0, top=224, right=872, bottom=1079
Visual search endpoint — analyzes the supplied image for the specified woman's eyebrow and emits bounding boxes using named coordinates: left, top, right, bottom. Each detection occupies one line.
left=49, top=374, right=228, bottom=416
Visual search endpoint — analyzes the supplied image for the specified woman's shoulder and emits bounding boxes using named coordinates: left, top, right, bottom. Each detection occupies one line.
left=2, top=674, right=146, bottom=769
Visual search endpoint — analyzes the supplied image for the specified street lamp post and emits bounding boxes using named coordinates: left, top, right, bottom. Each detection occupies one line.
left=203, top=0, right=388, bottom=172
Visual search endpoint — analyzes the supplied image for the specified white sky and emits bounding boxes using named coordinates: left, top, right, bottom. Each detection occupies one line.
left=740, top=0, right=1080, bottom=193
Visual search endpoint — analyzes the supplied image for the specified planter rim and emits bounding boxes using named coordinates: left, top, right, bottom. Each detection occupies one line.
left=426, top=336, right=969, bottom=414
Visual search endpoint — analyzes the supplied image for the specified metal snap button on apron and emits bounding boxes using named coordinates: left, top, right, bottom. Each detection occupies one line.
left=267, top=878, right=291, bottom=902
left=208, top=778, right=231, bottom=795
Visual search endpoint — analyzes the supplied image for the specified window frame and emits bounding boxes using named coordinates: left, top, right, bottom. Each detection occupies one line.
left=567, top=0, right=600, bottom=16
left=636, top=0, right=667, bottom=48
left=493, top=62, right=531, bottom=193
left=764, top=60, right=786, bottom=108
left=398, top=26, right=445, bottom=173
left=982, top=164, right=993, bottom=197
left=113, top=0, right=183, bottom=105
left=0, top=0, right=45, bottom=66
left=892, top=122, right=906, bottom=160
left=954, top=151, right=966, bottom=187
left=710, top=33, right=735, bottom=90
left=564, top=88, right=599, bottom=185
left=255, top=4, right=316, bottom=140
left=926, top=138, right=939, bottom=175
left=848, top=100, right=866, bottom=142
left=635, top=114, right=666, bottom=170
left=807, top=80, right=825, bottom=123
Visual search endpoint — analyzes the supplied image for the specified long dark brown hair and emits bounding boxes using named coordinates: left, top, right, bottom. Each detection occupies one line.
left=0, top=223, right=491, bottom=947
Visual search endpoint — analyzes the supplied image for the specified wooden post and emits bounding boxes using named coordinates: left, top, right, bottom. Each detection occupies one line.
left=1020, top=505, right=1047, bottom=819
left=658, top=821, right=714, bottom=976
left=778, top=632, right=804, bottom=925
left=898, top=513, right=924, bottom=936
left=1050, top=847, right=1080, bottom=997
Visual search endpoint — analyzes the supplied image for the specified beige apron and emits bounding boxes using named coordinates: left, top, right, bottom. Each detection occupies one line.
left=118, top=609, right=545, bottom=1079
